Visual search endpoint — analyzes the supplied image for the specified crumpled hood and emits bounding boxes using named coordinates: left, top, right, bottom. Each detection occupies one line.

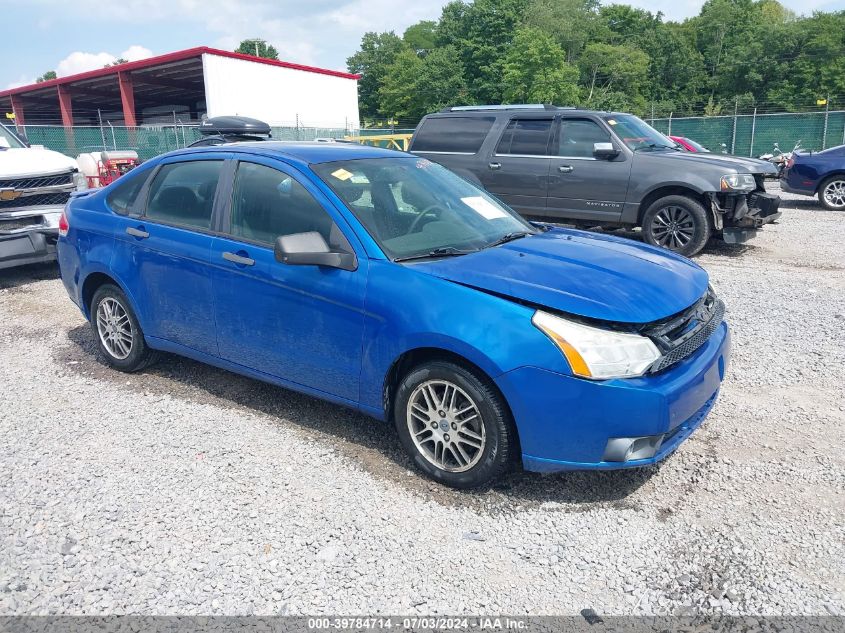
left=643, top=150, right=777, bottom=175
left=0, top=147, right=78, bottom=178
left=410, top=229, right=709, bottom=324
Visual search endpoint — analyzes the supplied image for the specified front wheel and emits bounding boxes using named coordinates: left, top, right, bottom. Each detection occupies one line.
left=641, top=195, right=711, bottom=257
left=818, top=176, right=845, bottom=210
left=394, top=361, right=515, bottom=489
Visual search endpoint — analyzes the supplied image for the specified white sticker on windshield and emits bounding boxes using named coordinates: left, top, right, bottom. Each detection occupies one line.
left=461, top=196, right=508, bottom=220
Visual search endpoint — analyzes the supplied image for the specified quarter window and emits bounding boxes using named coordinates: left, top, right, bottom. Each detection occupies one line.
left=107, top=170, right=148, bottom=215
left=411, top=117, right=495, bottom=153
left=230, top=162, right=338, bottom=247
left=496, top=119, right=553, bottom=156
left=145, top=160, right=223, bottom=229
left=557, top=119, right=611, bottom=157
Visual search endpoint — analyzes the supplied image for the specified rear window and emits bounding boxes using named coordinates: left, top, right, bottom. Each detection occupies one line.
left=106, top=170, right=148, bottom=215
left=411, top=116, right=495, bottom=153
left=496, top=119, right=553, bottom=156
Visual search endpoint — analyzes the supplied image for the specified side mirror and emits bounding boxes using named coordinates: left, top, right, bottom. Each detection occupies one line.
left=274, top=231, right=357, bottom=272
left=593, top=142, right=619, bottom=160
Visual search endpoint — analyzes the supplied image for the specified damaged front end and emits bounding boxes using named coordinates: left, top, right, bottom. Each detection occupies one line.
left=707, top=175, right=781, bottom=244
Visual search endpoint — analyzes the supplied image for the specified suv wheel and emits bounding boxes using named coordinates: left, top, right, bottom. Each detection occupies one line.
left=91, top=284, right=156, bottom=372
left=818, top=176, right=845, bottom=210
left=642, top=195, right=711, bottom=257
left=393, top=361, right=515, bottom=489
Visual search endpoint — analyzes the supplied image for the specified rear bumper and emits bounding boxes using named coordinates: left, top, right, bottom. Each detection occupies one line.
left=495, top=322, right=731, bottom=472
left=779, top=179, right=814, bottom=196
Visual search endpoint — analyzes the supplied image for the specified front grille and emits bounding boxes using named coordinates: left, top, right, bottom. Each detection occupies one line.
left=0, top=172, right=73, bottom=189
left=0, top=192, right=71, bottom=211
left=0, top=216, right=43, bottom=231
left=646, top=291, right=725, bottom=373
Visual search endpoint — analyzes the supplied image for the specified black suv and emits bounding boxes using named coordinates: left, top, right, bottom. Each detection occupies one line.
left=408, top=105, right=781, bottom=256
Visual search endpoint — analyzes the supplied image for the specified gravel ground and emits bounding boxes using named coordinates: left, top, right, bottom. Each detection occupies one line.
left=1, top=185, right=843, bottom=617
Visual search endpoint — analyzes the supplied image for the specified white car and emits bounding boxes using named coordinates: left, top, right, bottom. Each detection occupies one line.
left=0, top=123, right=87, bottom=270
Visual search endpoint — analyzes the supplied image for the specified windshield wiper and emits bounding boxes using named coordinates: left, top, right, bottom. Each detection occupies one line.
left=636, top=142, right=675, bottom=152
left=393, top=247, right=476, bottom=263
left=485, top=231, right=533, bottom=249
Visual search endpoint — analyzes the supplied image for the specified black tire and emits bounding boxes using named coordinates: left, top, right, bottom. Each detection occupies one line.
left=90, top=284, right=156, bottom=372
left=817, top=175, right=845, bottom=211
left=393, top=361, right=516, bottom=489
left=641, top=195, right=712, bottom=257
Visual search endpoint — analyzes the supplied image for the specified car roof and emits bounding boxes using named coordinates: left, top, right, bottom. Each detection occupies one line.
left=425, top=107, right=618, bottom=118
left=161, top=141, right=408, bottom=167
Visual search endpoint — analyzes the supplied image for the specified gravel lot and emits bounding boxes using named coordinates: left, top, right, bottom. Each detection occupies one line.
left=1, top=185, right=843, bottom=617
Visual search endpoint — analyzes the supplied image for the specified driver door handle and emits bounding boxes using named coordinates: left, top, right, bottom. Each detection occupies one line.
left=222, top=251, right=255, bottom=266
left=488, top=162, right=501, bottom=170
left=558, top=165, right=574, bottom=174
left=125, top=226, right=149, bottom=239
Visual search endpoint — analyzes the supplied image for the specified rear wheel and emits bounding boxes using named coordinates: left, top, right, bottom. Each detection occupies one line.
left=641, top=195, right=711, bottom=257
left=90, top=284, right=155, bottom=372
left=394, top=361, right=515, bottom=489
left=818, top=176, right=845, bottom=210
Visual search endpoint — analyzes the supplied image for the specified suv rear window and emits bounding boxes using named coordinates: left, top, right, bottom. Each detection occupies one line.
left=411, top=116, right=495, bottom=153
left=496, top=119, right=553, bottom=156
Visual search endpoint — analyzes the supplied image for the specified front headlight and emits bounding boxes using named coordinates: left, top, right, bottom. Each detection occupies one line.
left=72, top=170, right=88, bottom=191
left=532, top=310, right=660, bottom=380
left=720, top=173, right=755, bottom=192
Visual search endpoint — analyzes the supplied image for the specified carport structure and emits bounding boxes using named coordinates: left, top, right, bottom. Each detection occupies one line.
left=0, top=47, right=360, bottom=128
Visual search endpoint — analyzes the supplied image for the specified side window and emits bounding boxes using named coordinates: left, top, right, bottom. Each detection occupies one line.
left=145, top=160, right=223, bottom=229
left=230, top=162, right=341, bottom=248
left=558, top=119, right=611, bottom=158
left=106, top=170, right=148, bottom=215
left=411, top=117, right=495, bottom=153
left=496, top=119, right=553, bottom=156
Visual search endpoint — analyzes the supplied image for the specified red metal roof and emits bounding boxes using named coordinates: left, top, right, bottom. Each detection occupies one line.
left=0, top=46, right=360, bottom=98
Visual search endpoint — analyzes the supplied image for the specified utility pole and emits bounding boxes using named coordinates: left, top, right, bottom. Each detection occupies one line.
left=822, top=95, right=830, bottom=150
left=245, top=38, right=266, bottom=58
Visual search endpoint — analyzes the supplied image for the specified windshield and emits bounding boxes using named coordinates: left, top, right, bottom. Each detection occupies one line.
left=313, top=157, right=536, bottom=260
left=604, top=114, right=676, bottom=151
left=682, top=137, right=709, bottom=152
left=0, top=124, right=26, bottom=149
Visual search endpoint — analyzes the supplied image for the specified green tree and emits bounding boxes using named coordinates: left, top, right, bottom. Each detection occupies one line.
left=502, top=28, right=580, bottom=104
left=379, top=46, right=468, bottom=119
left=404, top=20, right=438, bottom=55
left=235, top=39, right=279, bottom=60
left=36, top=70, right=57, bottom=83
left=104, top=58, right=129, bottom=68
left=579, top=43, right=650, bottom=110
left=347, top=32, right=409, bottom=118
left=524, top=0, right=606, bottom=61
left=435, top=0, right=528, bottom=104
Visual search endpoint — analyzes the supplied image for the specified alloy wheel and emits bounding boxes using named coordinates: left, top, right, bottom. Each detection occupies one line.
left=823, top=180, right=845, bottom=209
left=96, top=297, right=133, bottom=360
left=406, top=379, right=486, bottom=473
left=651, top=205, right=696, bottom=250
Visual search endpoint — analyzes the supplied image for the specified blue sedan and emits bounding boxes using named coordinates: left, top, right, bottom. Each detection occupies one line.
left=781, top=144, right=845, bottom=210
left=56, top=142, right=730, bottom=488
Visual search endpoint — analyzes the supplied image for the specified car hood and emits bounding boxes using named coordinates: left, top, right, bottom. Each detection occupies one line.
left=0, top=147, right=78, bottom=178
left=642, top=149, right=777, bottom=175
left=410, top=229, right=709, bottom=324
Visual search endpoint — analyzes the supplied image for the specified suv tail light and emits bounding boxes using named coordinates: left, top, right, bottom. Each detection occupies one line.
left=58, top=210, right=69, bottom=237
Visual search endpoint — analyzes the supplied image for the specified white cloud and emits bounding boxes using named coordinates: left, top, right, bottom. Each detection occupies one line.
left=6, top=75, right=37, bottom=90
left=55, top=46, right=154, bottom=78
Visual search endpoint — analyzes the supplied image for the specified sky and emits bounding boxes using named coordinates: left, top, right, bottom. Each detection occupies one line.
left=2, top=0, right=844, bottom=90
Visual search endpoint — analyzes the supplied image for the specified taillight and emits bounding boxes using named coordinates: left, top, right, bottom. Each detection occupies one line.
left=58, top=211, right=69, bottom=237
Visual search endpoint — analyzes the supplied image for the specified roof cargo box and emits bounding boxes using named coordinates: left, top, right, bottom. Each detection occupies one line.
left=199, top=116, right=271, bottom=137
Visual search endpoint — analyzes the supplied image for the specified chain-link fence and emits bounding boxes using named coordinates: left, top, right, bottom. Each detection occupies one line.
left=19, top=124, right=359, bottom=161
left=649, top=110, right=845, bottom=157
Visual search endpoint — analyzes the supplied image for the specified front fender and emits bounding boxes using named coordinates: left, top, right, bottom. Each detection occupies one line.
left=358, top=261, right=571, bottom=415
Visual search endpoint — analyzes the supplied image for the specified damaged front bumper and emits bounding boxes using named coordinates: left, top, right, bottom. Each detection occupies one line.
left=708, top=189, right=781, bottom=244
left=0, top=208, right=63, bottom=270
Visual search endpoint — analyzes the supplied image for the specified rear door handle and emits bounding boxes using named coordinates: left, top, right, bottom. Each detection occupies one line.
left=222, top=251, right=255, bottom=266
left=558, top=165, right=574, bottom=174
left=125, top=226, right=149, bottom=239
left=489, top=162, right=501, bottom=170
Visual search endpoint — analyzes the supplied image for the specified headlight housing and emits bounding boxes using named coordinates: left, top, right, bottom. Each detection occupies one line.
left=532, top=310, right=660, bottom=380
left=720, top=173, right=755, bottom=192
left=72, top=170, right=88, bottom=191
